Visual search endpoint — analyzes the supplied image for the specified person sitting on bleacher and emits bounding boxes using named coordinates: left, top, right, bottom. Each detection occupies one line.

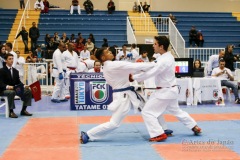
left=70, top=0, right=81, bottom=15
left=211, top=58, right=240, bottom=104
left=42, top=0, right=49, bottom=13
left=34, top=0, right=44, bottom=11
left=83, top=0, right=94, bottom=14
left=107, top=0, right=115, bottom=14
left=0, top=53, right=33, bottom=118
left=132, top=2, right=138, bottom=12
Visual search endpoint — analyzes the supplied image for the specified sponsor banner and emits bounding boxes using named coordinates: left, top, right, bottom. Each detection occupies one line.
left=70, top=72, right=113, bottom=110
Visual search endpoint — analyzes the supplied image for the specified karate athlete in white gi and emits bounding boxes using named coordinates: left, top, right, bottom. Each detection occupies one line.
left=80, top=48, right=156, bottom=144
left=51, top=42, right=67, bottom=103
left=62, top=43, right=81, bottom=98
left=132, top=36, right=202, bottom=142
left=15, top=51, right=25, bottom=82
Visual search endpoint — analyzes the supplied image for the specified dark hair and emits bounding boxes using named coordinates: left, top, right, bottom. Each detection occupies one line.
left=154, top=36, right=169, bottom=51
left=0, top=45, right=5, bottom=53
left=219, top=58, right=225, bottom=63
left=131, top=43, right=136, bottom=48
left=5, top=42, right=13, bottom=49
left=95, top=48, right=107, bottom=62
left=5, top=53, right=13, bottom=60
left=141, top=51, right=147, bottom=55
left=122, top=44, right=127, bottom=48
left=94, top=60, right=101, bottom=66
left=193, top=59, right=202, bottom=69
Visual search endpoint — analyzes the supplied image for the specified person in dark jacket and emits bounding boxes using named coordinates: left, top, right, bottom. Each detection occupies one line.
left=29, top=22, right=40, bottom=52
left=224, top=44, right=237, bottom=71
left=102, top=38, right=108, bottom=47
left=15, top=26, right=29, bottom=53
left=0, top=53, right=33, bottom=118
left=189, top=26, right=198, bottom=47
left=107, top=0, right=115, bottom=14
left=83, top=0, right=94, bottom=14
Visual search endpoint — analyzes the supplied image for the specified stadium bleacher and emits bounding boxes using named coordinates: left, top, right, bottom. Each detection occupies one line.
left=0, top=9, right=18, bottom=44
left=38, top=10, right=128, bottom=48
left=149, top=11, right=240, bottom=50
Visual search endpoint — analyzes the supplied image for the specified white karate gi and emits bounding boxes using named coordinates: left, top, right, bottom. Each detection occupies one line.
left=15, top=56, right=25, bottom=82
left=83, top=59, right=94, bottom=70
left=70, top=5, right=81, bottom=15
left=34, top=1, right=44, bottom=10
left=51, top=48, right=67, bottom=100
left=9, top=50, right=17, bottom=68
left=62, top=50, right=80, bottom=96
left=133, top=51, right=197, bottom=138
left=27, top=63, right=46, bottom=85
left=79, top=50, right=90, bottom=60
left=131, top=48, right=139, bottom=62
left=87, top=61, right=154, bottom=140
left=88, top=67, right=103, bottom=72
left=116, top=50, right=131, bottom=61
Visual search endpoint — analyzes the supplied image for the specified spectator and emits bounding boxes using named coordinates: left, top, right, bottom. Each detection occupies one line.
left=70, top=0, right=81, bottom=15
left=15, top=50, right=25, bottom=82
left=133, top=2, right=138, bottom=12
left=53, top=32, right=60, bottom=48
left=19, top=0, right=25, bottom=9
left=131, top=43, right=139, bottom=61
left=207, top=50, right=225, bottom=75
left=70, top=34, right=76, bottom=43
left=88, top=60, right=102, bottom=72
left=102, top=38, right=108, bottom=47
left=34, top=45, right=45, bottom=60
left=5, top=42, right=17, bottom=68
left=42, top=0, right=49, bottom=13
left=76, top=33, right=86, bottom=44
left=88, top=33, right=95, bottom=44
left=15, top=26, right=29, bottom=53
left=138, top=2, right=143, bottom=13
left=155, top=14, right=162, bottom=25
left=83, top=0, right=94, bottom=14
left=196, top=30, right=204, bottom=47
left=60, top=33, right=70, bottom=44
left=29, top=22, right=40, bottom=52
left=34, top=0, right=44, bottom=11
left=143, top=2, right=150, bottom=12
left=80, top=45, right=90, bottom=61
left=212, top=58, right=240, bottom=104
left=0, top=53, right=33, bottom=118
left=189, top=26, right=198, bottom=47
left=44, top=34, right=51, bottom=47
left=107, top=0, right=115, bottom=14
left=136, top=51, right=149, bottom=62
left=75, top=38, right=85, bottom=54
left=224, top=44, right=237, bottom=71
left=0, top=45, right=6, bottom=68
left=169, top=13, right=178, bottom=25
left=86, top=38, right=94, bottom=52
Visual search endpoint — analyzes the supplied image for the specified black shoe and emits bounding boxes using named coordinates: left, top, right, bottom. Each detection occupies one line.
left=9, top=112, right=18, bottom=118
left=20, top=110, right=33, bottom=116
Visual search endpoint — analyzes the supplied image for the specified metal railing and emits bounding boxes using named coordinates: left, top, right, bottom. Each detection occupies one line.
left=13, top=0, right=30, bottom=51
left=127, top=17, right=137, bottom=44
left=186, top=48, right=225, bottom=62
left=168, top=19, right=185, bottom=58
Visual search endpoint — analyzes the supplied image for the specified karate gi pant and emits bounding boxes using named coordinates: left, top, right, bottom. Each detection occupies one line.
left=51, top=78, right=66, bottom=100
left=70, top=5, right=81, bottom=14
left=87, top=93, right=131, bottom=140
left=142, top=97, right=197, bottom=138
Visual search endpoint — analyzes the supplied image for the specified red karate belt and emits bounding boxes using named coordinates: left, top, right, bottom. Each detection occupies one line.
left=29, top=81, right=41, bottom=102
left=67, top=67, right=76, bottom=70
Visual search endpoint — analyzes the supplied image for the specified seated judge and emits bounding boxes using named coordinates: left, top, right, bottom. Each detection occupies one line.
left=0, top=53, right=33, bottom=118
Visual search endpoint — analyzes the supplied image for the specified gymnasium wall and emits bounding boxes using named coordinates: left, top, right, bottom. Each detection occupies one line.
left=1, top=0, right=240, bottom=12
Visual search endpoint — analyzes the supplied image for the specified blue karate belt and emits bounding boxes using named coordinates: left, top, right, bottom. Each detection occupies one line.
left=113, top=86, right=141, bottom=100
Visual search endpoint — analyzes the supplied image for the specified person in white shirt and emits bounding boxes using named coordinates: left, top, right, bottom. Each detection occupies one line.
left=70, top=0, right=81, bottom=15
left=152, top=53, right=160, bottom=59
left=15, top=51, right=25, bottom=82
left=86, top=38, right=94, bottom=52
left=5, top=42, right=17, bottom=68
left=136, top=51, right=149, bottom=62
left=62, top=43, right=81, bottom=98
left=80, top=47, right=156, bottom=144
left=132, top=36, right=201, bottom=142
left=88, top=60, right=102, bottom=72
left=116, top=44, right=130, bottom=61
left=80, top=45, right=90, bottom=61
left=34, top=0, right=44, bottom=11
left=207, top=50, right=225, bottom=75
left=130, top=43, right=139, bottom=62
left=212, top=58, right=240, bottom=103
left=51, top=42, right=67, bottom=103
